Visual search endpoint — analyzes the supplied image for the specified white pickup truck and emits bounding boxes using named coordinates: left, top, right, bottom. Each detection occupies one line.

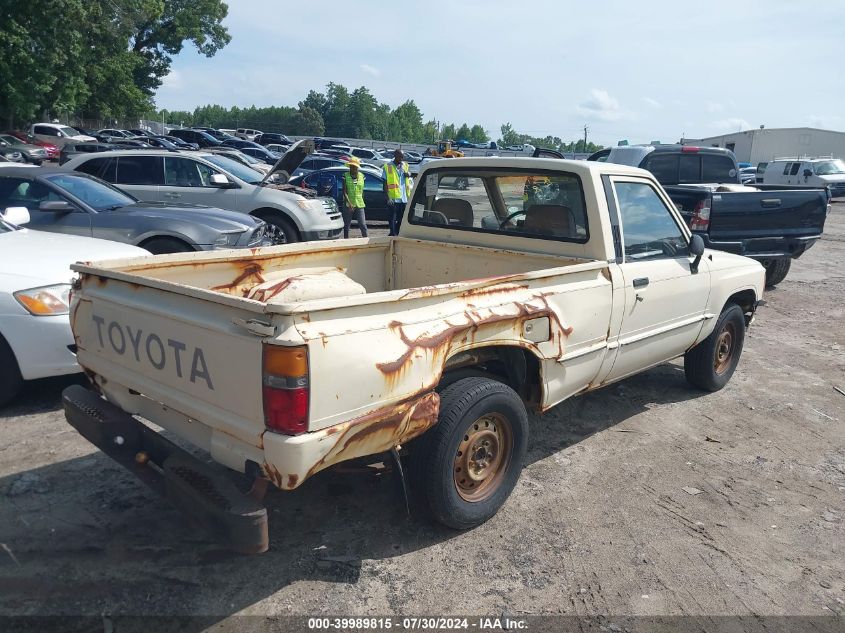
left=62, top=158, right=765, bottom=552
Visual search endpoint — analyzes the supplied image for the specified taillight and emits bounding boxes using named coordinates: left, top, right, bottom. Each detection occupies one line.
left=262, top=345, right=309, bottom=435
left=691, top=198, right=711, bottom=231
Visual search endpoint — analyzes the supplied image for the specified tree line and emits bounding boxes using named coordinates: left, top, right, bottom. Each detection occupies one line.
left=161, top=83, right=491, bottom=145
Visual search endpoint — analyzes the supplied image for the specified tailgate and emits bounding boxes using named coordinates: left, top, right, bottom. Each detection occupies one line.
left=706, top=190, right=828, bottom=240
left=71, top=275, right=268, bottom=448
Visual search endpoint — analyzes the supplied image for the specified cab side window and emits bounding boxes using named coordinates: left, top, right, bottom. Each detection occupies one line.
left=614, top=181, right=689, bottom=260
left=789, top=163, right=801, bottom=176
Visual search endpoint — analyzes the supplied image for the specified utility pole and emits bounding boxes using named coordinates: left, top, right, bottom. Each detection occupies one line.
left=583, top=124, right=589, bottom=151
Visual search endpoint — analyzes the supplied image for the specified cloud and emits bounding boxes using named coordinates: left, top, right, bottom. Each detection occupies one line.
left=642, top=97, right=662, bottom=108
left=706, top=102, right=725, bottom=113
left=360, top=64, right=381, bottom=77
left=576, top=89, right=630, bottom=121
left=161, top=69, right=182, bottom=91
left=711, top=117, right=751, bottom=131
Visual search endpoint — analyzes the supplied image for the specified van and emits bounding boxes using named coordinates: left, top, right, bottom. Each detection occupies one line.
left=762, top=158, right=845, bottom=197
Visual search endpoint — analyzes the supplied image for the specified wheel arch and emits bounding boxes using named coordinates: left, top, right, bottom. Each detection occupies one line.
left=136, top=232, right=199, bottom=251
left=440, top=343, right=544, bottom=411
left=250, top=206, right=302, bottom=238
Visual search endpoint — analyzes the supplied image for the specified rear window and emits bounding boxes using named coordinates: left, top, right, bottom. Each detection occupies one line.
left=702, top=155, right=737, bottom=183
left=408, top=168, right=588, bottom=243
left=641, top=154, right=679, bottom=185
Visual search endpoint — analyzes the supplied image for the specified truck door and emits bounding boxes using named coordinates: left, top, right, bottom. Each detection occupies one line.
left=603, top=177, right=711, bottom=383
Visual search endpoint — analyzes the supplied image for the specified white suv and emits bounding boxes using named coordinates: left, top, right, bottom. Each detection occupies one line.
left=235, top=128, right=263, bottom=141
left=63, top=141, right=343, bottom=243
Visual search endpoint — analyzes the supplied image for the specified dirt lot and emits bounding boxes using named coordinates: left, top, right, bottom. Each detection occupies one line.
left=0, top=208, right=843, bottom=625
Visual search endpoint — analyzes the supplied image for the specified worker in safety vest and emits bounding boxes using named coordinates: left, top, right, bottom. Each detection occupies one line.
left=342, top=157, right=368, bottom=238
left=382, top=149, right=413, bottom=236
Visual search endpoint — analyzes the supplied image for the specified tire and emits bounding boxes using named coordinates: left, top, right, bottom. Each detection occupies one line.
left=763, top=258, right=791, bottom=287
left=455, top=177, right=469, bottom=190
left=259, top=212, right=299, bottom=245
left=0, top=335, right=23, bottom=408
left=141, top=237, right=194, bottom=254
left=684, top=303, right=746, bottom=392
left=410, top=377, right=528, bottom=530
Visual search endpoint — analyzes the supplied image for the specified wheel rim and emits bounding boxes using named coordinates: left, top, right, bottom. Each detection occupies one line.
left=454, top=413, right=512, bottom=502
left=267, top=224, right=287, bottom=245
left=714, top=321, right=736, bottom=375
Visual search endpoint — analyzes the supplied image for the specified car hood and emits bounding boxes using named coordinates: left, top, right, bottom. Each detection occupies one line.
left=818, top=175, right=845, bottom=183
left=0, top=229, right=148, bottom=288
left=262, top=139, right=315, bottom=185
left=119, top=202, right=259, bottom=229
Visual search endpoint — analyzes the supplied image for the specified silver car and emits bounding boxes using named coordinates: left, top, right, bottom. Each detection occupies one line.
left=62, top=141, right=343, bottom=243
left=0, top=167, right=271, bottom=254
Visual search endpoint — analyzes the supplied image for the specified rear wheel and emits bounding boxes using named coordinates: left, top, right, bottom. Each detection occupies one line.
left=0, top=336, right=23, bottom=408
left=410, top=377, right=528, bottom=529
left=141, top=237, right=194, bottom=254
left=762, top=258, right=791, bottom=287
left=684, top=303, right=746, bottom=392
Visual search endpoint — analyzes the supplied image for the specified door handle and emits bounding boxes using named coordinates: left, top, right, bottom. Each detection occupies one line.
left=760, top=198, right=781, bottom=208
left=164, top=192, right=181, bottom=199
left=633, top=277, right=649, bottom=289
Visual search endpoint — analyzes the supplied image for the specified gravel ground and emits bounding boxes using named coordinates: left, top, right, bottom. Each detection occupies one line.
left=0, top=207, right=843, bottom=624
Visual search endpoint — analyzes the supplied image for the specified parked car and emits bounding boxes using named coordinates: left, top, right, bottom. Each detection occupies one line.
left=761, top=157, right=845, bottom=197
left=157, top=135, right=199, bottom=150
left=739, top=166, right=757, bottom=185
left=349, top=147, right=389, bottom=166
left=192, top=127, right=233, bottom=141
left=63, top=140, right=343, bottom=243
left=4, top=131, right=59, bottom=161
left=0, top=166, right=273, bottom=255
left=239, top=145, right=281, bottom=165
left=235, top=128, right=263, bottom=141
left=289, top=165, right=390, bottom=220
left=28, top=123, right=96, bottom=147
left=403, top=151, right=423, bottom=163
left=134, top=136, right=179, bottom=151
left=127, top=129, right=156, bottom=138
left=107, top=139, right=152, bottom=149
left=60, top=156, right=767, bottom=550
left=590, top=144, right=830, bottom=285
left=264, top=143, right=290, bottom=154
left=96, top=129, right=133, bottom=139
left=291, top=155, right=347, bottom=178
left=221, top=138, right=264, bottom=150
left=59, top=142, right=115, bottom=166
left=167, top=128, right=222, bottom=148
left=255, top=132, right=292, bottom=146
left=207, top=147, right=272, bottom=174
left=0, top=205, right=147, bottom=407
left=0, top=134, right=49, bottom=165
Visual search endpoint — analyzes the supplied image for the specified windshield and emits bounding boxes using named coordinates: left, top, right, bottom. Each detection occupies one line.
left=202, top=154, right=264, bottom=184
left=0, top=134, right=23, bottom=146
left=58, top=126, right=82, bottom=137
left=814, top=159, right=845, bottom=175
left=44, top=173, right=135, bottom=211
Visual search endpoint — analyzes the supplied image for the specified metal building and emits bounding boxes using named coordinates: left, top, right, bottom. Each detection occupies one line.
left=682, top=127, right=845, bottom=165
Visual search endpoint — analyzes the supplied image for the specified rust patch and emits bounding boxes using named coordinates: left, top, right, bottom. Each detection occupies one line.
left=248, top=276, right=299, bottom=302
left=286, top=474, right=299, bottom=488
left=601, top=267, right=612, bottom=282
left=459, top=282, right=530, bottom=298
left=210, top=262, right=266, bottom=296
left=304, top=391, right=441, bottom=481
left=261, top=461, right=284, bottom=489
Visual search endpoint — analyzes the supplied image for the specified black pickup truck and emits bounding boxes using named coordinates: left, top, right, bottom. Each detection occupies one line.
left=588, top=145, right=829, bottom=286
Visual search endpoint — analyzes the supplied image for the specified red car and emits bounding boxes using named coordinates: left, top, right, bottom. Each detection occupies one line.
left=4, top=130, right=60, bottom=160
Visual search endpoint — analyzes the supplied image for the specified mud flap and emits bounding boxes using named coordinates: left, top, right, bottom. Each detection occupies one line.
left=62, top=385, right=269, bottom=554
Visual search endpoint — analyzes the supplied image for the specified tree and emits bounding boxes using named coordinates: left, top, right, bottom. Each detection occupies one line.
left=468, top=124, right=488, bottom=143
left=441, top=123, right=457, bottom=140
left=294, top=106, right=325, bottom=135
left=455, top=123, right=471, bottom=141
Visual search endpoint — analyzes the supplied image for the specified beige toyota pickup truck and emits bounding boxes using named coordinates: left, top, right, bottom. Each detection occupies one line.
left=62, top=158, right=765, bottom=552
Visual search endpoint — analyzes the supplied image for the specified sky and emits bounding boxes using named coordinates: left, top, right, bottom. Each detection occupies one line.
left=156, top=0, right=845, bottom=146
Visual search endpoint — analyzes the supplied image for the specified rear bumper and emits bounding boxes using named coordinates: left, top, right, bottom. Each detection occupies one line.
left=62, top=385, right=269, bottom=553
left=699, top=233, right=821, bottom=260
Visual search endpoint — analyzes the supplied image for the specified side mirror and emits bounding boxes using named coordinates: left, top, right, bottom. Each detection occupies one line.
left=690, top=234, right=705, bottom=273
left=39, top=200, right=74, bottom=214
left=2, top=206, right=30, bottom=225
left=803, top=169, right=812, bottom=178
left=209, top=173, right=234, bottom=188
